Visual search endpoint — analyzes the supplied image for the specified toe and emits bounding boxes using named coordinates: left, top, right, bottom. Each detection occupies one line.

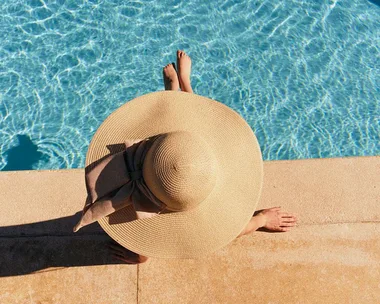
left=163, top=64, right=172, bottom=73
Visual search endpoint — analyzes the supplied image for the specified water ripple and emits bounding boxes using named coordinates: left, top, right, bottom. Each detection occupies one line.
left=0, top=0, right=379, bottom=170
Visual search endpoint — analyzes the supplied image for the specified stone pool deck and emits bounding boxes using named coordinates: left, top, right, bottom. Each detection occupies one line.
left=0, top=156, right=379, bottom=303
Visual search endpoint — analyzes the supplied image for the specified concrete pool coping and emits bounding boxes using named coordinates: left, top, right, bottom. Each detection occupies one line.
left=1, top=156, right=379, bottom=303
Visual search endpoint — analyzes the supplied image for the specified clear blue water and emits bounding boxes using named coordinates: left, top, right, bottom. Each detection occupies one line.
left=0, top=0, right=379, bottom=171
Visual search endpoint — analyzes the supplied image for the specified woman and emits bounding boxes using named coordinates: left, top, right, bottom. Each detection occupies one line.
left=74, top=50, right=298, bottom=264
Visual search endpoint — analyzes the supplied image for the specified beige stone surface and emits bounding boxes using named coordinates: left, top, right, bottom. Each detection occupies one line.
left=0, top=156, right=379, bottom=303
left=138, top=223, right=380, bottom=304
left=258, top=156, right=380, bottom=224
left=137, top=156, right=380, bottom=303
left=0, top=169, right=86, bottom=227
left=1, top=265, right=136, bottom=304
left=0, top=169, right=137, bottom=304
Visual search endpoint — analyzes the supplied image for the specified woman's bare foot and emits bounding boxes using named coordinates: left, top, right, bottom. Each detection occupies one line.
left=257, top=206, right=297, bottom=232
left=177, top=50, right=193, bottom=93
left=107, top=241, right=149, bottom=264
left=163, top=63, right=179, bottom=91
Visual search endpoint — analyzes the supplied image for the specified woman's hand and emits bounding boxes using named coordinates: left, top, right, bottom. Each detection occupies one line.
left=107, top=241, right=149, bottom=264
left=257, top=206, right=297, bottom=232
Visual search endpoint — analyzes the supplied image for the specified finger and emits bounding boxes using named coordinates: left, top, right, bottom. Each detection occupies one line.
left=112, top=253, right=136, bottom=264
left=107, top=245, right=136, bottom=258
left=112, top=254, right=128, bottom=262
left=279, top=212, right=296, bottom=217
left=280, top=227, right=291, bottom=232
left=112, top=256, right=135, bottom=264
left=107, top=244, right=125, bottom=254
left=282, top=220, right=297, bottom=225
left=270, top=206, right=281, bottom=210
left=107, top=241, right=128, bottom=250
left=280, top=222, right=296, bottom=227
left=282, top=218, right=297, bottom=223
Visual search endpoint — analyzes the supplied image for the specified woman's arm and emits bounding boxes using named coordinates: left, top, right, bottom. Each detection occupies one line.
left=237, top=214, right=266, bottom=237
left=237, top=207, right=298, bottom=237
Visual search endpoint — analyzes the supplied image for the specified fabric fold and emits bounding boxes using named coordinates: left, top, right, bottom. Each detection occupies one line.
left=73, top=137, right=166, bottom=232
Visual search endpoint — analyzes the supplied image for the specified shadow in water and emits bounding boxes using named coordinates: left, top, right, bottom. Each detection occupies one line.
left=0, top=212, right=135, bottom=277
left=369, top=0, right=380, bottom=6
left=2, top=135, right=45, bottom=171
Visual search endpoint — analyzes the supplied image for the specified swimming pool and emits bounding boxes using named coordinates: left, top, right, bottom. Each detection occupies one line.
left=0, top=0, right=379, bottom=170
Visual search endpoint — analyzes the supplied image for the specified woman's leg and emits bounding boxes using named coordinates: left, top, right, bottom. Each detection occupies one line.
left=177, top=50, right=193, bottom=93
left=163, top=63, right=180, bottom=91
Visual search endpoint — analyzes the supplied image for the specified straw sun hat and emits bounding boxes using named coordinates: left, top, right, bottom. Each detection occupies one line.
left=73, top=91, right=263, bottom=259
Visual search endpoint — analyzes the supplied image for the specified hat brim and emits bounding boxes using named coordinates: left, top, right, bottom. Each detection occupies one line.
left=86, top=91, right=263, bottom=259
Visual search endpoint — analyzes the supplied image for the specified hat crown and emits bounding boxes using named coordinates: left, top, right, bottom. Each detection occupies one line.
left=143, top=131, right=218, bottom=211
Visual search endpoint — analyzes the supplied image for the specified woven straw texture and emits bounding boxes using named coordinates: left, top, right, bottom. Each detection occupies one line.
left=86, top=91, right=263, bottom=259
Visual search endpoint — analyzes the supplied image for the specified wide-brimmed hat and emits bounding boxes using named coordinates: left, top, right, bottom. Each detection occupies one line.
left=74, top=91, right=263, bottom=259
